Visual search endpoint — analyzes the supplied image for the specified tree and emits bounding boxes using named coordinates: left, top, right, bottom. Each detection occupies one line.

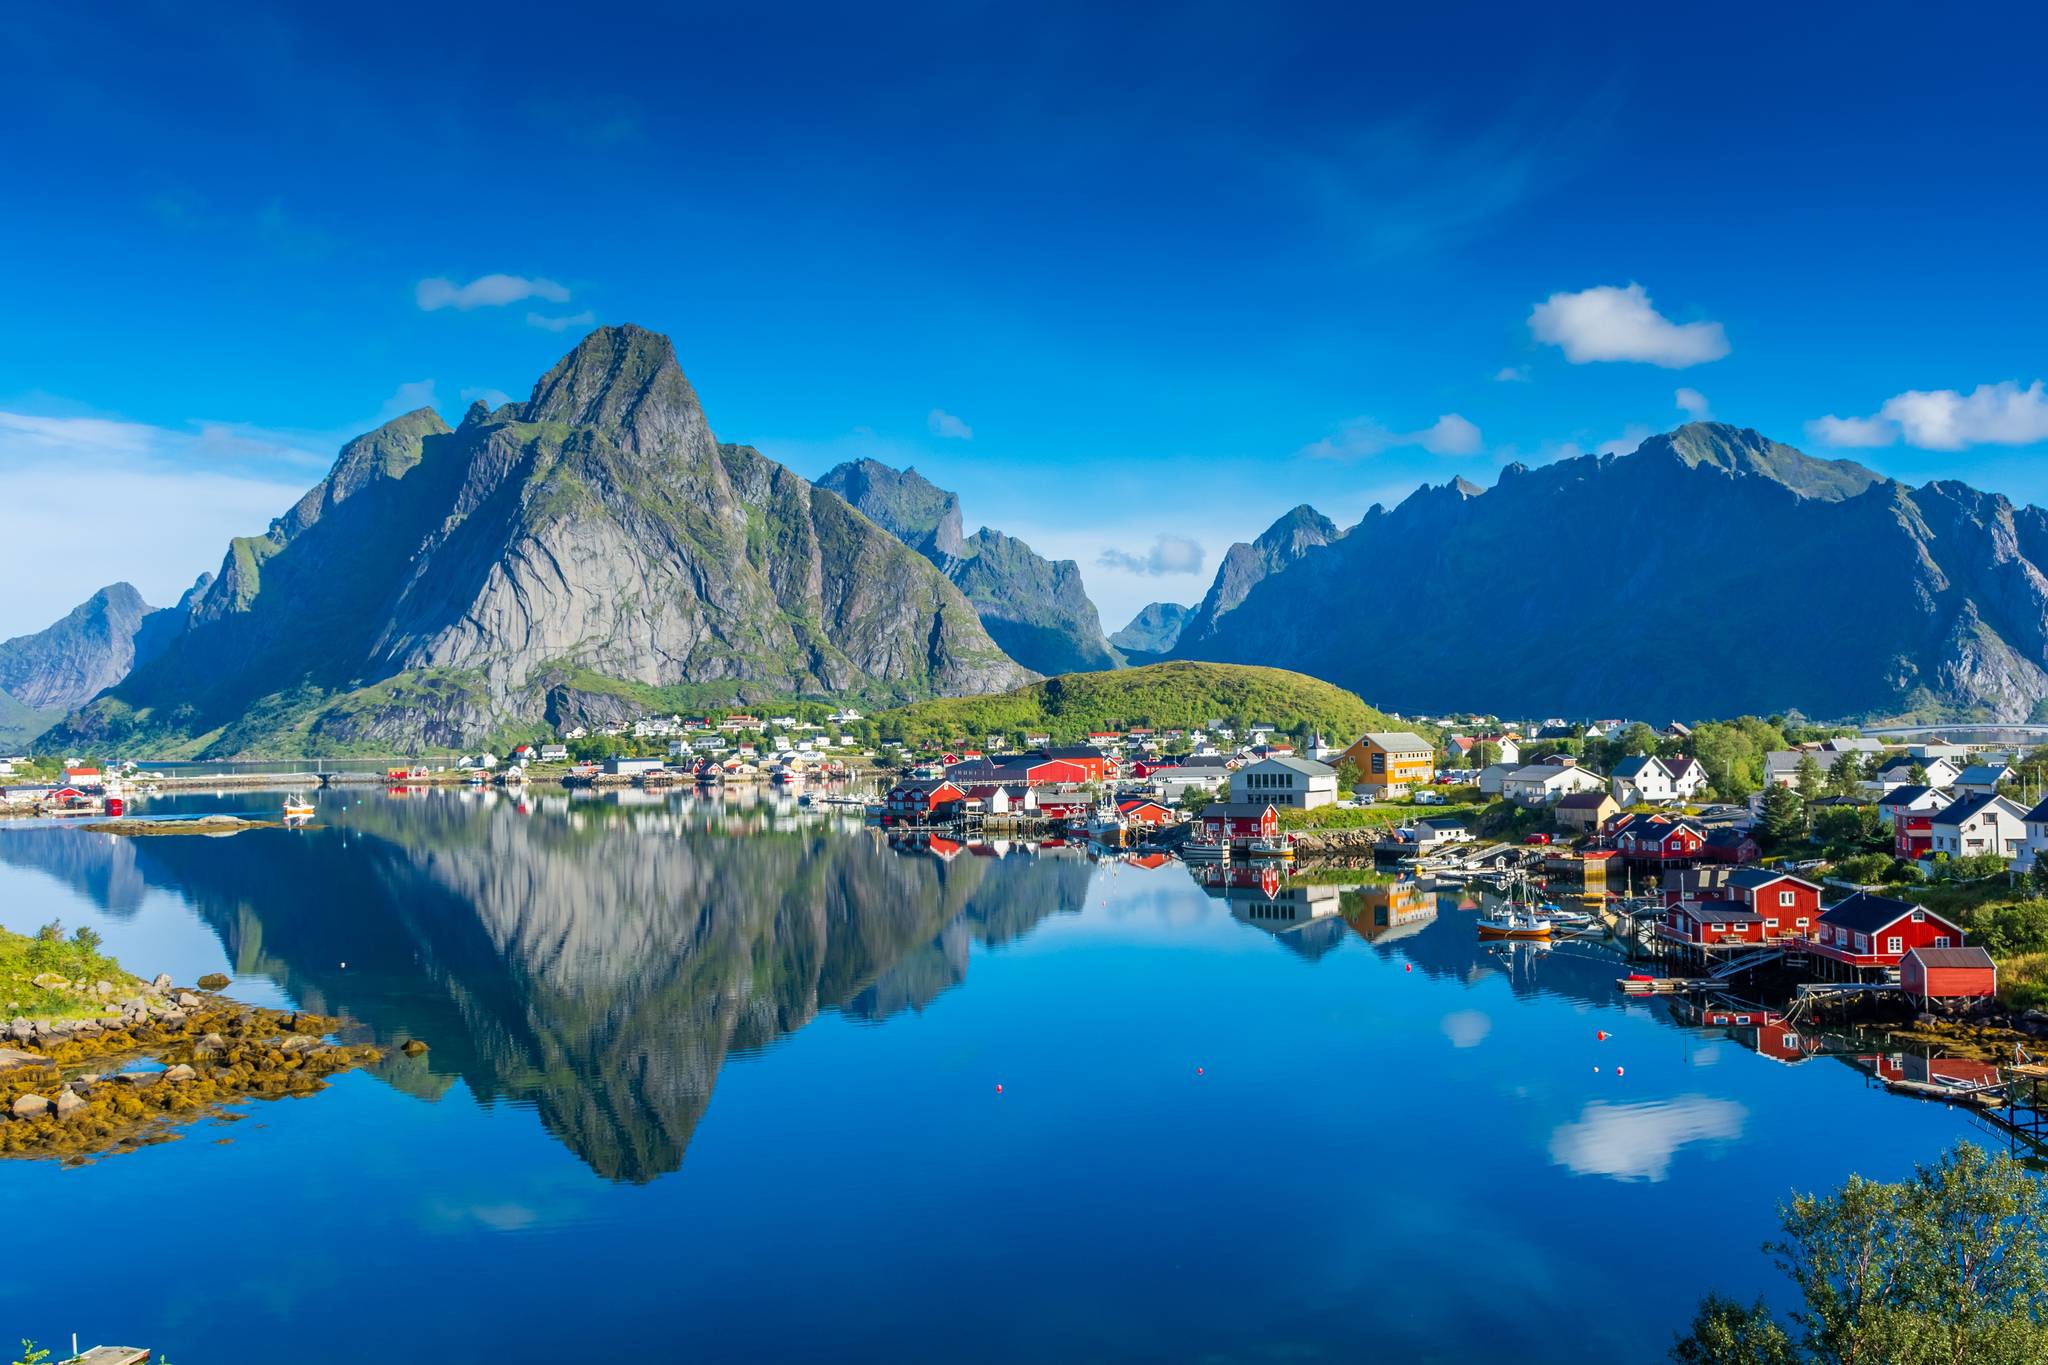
left=1675, top=1143, right=2048, bottom=1365
left=1908, top=761, right=1930, bottom=785
left=1794, top=755, right=1824, bottom=804
left=1758, top=783, right=1806, bottom=844
left=1670, top=1296, right=1796, bottom=1365
left=1824, top=752, right=1863, bottom=798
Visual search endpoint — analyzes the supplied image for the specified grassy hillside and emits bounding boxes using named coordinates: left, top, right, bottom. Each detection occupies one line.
left=879, top=661, right=1404, bottom=745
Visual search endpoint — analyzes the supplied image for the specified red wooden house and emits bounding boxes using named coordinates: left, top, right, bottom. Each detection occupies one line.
left=1900, top=946, right=1997, bottom=1001
left=1127, top=759, right=1180, bottom=780
left=1200, top=801, right=1279, bottom=844
left=1115, top=798, right=1174, bottom=826
left=1660, top=902, right=1776, bottom=947
left=1696, top=827, right=1760, bottom=864
left=1724, top=869, right=1822, bottom=935
left=1802, top=892, right=1966, bottom=971
left=1611, top=815, right=1706, bottom=864
left=1044, top=746, right=1112, bottom=783
left=1664, top=866, right=1737, bottom=909
left=884, top=779, right=965, bottom=821
left=1032, top=790, right=1094, bottom=821
left=1894, top=812, right=1936, bottom=859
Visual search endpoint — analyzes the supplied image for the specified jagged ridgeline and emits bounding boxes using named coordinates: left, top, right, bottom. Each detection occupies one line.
left=1168, top=422, right=2048, bottom=723
left=40, top=326, right=1034, bottom=757
left=815, top=458, right=1122, bottom=675
left=0, top=805, right=1096, bottom=1182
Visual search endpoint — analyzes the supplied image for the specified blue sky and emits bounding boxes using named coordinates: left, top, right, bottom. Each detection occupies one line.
left=3, top=1, right=2046, bottom=638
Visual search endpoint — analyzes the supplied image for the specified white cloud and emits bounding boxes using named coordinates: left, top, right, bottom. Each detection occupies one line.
left=1675, top=387, right=1710, bottom=419
left=1301, top=413, right=1483, bottom=460
left=1598, top=424, right=1651, bottom=457
left=1098, top=534, right=1205, bottom=577
left=1548, top=1095, right=1746, bottom=1182
left=0, top=411, right=313, bottom=637
left=1528, top=283, right=1729, bottom=368
left=526, top=309, right=596, bottom=333
left=1808, top=380, right=2048, bottom=452
left=1494, top=366, right=1530, bottom=383
left=415, top=273, right=570, bottom=312
left=1440, top=1009, right=1491, bottom=1048
left=927, top=408, right=974, bottom=441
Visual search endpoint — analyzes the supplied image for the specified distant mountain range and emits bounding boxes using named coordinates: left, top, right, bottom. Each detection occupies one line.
left=815, top=459, right=1121, bottom=675
left=0, top=577, right=209, bottom=747
left=40, top=326, right=1031, bottom=756
left=25, top=358, right=2048, bottom=754
left=1166, top=422, right=2048, bottom=722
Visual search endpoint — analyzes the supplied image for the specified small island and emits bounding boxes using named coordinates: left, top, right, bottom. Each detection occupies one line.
left=0, top=923, right=379, bottom=1162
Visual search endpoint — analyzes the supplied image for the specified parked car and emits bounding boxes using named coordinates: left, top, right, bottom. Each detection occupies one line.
left=1414, top=791, right=1447, bottom=806
left=1522, top=832, right=1552, bottom=845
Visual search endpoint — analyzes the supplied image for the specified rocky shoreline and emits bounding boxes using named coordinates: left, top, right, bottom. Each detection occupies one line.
left=0, top=974, right=382, bottom=1163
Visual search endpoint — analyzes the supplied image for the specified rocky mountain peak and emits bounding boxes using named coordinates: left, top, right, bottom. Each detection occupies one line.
left=1649, top=421, right=1880, bottom=501
left=521, top=324, right=707, bottom=456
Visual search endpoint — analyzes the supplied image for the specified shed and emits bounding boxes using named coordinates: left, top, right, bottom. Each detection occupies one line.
left=1899, top=945, right=1997, bottom=1002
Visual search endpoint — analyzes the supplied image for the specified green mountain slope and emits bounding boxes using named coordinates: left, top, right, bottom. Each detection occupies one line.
left=880, top=660, right=1399, bottom=744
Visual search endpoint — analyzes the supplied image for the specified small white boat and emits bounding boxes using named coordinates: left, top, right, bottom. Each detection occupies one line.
left=1179, top=840, right=1230, bottom=863
left=1477, top=908, right=1552, bottom=940
left=282, top=794, right=315, bottom=822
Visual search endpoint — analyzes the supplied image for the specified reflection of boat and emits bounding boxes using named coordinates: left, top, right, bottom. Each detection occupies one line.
left=1477, top=908, right=1551, bottom=939
left=282, top=795, right=315, bottom=822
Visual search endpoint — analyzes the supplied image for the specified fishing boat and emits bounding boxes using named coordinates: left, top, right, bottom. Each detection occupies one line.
left=1179, top=838, right=1229, bottom=864
left=1477, top=907, right=1552, bottom=939
left=1243, top=836, right=1294, bottom=861
left=282, top=794, right=315, bottom=823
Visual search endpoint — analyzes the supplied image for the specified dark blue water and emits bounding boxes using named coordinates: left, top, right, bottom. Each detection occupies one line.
left=0, top=789, right=1980, bottom=1362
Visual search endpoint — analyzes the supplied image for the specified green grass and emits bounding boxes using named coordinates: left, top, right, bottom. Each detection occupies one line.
left=0, top=922, right=140, bottom=1021
left=1997, top=953, right=2048, bottom=1012
left=1278, top=800, right=1484, bottom=832
left=881, top=661, right=1408, bottom=746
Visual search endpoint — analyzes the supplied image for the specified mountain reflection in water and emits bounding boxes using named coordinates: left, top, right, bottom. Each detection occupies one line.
left=0, top=795, right=1092, bottom=1182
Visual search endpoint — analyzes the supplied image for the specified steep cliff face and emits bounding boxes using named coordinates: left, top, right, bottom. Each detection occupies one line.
left=42, top=327, right=1030, bottom=756
left=1173, top=504, right=1339, bottom=652
left=0, top=576, right=210, bottom=744
left=816, top=459, right=1120, bottom=675
left=1173, top=422, right=2048, bottom=721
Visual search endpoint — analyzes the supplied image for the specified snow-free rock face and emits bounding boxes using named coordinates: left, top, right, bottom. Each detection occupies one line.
left=1173, top=505, right=1340, bottom=653
left=1110, top=602, right=1192, bottom=659
left=817, top=459, right=1121, bottom=675
left=1169, top=422, right=2048, bottom=722
left=0, top=574, right=211, bottom=743
left=44, top=326, right=1031, bottom=755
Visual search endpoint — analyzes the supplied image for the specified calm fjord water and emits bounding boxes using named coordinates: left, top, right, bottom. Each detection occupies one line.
left=0, top=790, right=1974, bottom=1363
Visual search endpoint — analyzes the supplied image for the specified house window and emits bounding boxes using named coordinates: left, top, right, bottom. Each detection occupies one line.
left=1796, top=917, right=1809, bottom=927
left=1911, top=910, right=1925, bottom=922
left=1765, top=918, right=1779, bottom=928
left=1886, top=936, right=1903, bottom=955
left=1777, top=890, right=1795, bottom=906
left=1736, top=1014, right=1751, bottom=1025
left=1934, top=935, right=1951, bottom=948
left=1711, top=923, right=1726, bottom=933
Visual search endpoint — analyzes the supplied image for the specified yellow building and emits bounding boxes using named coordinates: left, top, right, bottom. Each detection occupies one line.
left=1341, top=730, right=1435, bottom=796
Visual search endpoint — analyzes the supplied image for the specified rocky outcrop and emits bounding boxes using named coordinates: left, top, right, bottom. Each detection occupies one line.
left=41, top=326, right=1031, bottom=755
left=1171, top=421, right=2048, bottom=721
left=817, top=459, right=1120, bottom=675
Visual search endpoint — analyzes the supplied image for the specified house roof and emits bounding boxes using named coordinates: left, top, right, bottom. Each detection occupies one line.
left=1612, top=754, right=1667, bottom=780
left=1955, top=764, right=2013, bottom=785
left=1903, top=946, right=1995, bottom=970
left=1242, top=755, right=1336, bottom=778
left=1554, top=791, right=1615, bottom=810
left=1932, top=792, right=2024, bottom=828
left=1819, top=891, right=1946, bottom=935
left=1416, top=817, right=1466, bottom=832
left=1687, top=902, right=1773, bottom=923
left=1726, top=867, right=1817, bottom=890
left=1201, top=801, right=1278, bottom=819
left=1043, top=746, right=1107, bottom=761
left=1675, top=866, right=1738, bottom=894
left=1357, top=731, right=1432, bottom=753
left=1506, top=763, right=1597, bottom=783
left=1878, top=784, right=1940, bottom=807
left=1702, top=827, right=1754, bottom=849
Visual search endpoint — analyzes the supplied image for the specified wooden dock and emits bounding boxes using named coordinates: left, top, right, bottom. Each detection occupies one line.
left=66, top=1349, right=151, bottom=1365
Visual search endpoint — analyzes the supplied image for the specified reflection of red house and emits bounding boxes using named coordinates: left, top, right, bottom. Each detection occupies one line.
left=1803, top=892, right=1965, bottom=969
left=1861, top=1053, right=2001, bottom=1088
left=1201, top=802, right=1279, bottom=843
left=1127, top=851, right=1172, bottom=869
left=1900, top=946, right=1997, bottom=1001
left=1699, top=1006, right=1815, bottom=1065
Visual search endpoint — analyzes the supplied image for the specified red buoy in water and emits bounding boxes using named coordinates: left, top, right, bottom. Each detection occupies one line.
left=1197, top=1067, right=1205, bottom=1076
left=1615, top=1066, right=1625, bottom=1078
left=1596, top=1030, right=1609, bottom=1041
left=995, top=1084, right=1003, bottom=1094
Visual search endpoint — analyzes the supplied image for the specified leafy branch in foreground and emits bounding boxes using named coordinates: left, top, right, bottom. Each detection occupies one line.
left=1673, top=1142, right=2048, bottom=1364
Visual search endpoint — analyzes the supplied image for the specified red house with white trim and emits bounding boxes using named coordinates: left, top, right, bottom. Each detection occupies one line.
left=884, top=779, right=965, bottom=820
left=1200, top=801, right=1279, bottom=844
left=1116, top=798, right=1174, bottom=826
left=1900, top=946, right=1997, bottom=1001
left=1802, top=892, right=1966, bottom=971
left=1609, top=814, right=1706, bottom=863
